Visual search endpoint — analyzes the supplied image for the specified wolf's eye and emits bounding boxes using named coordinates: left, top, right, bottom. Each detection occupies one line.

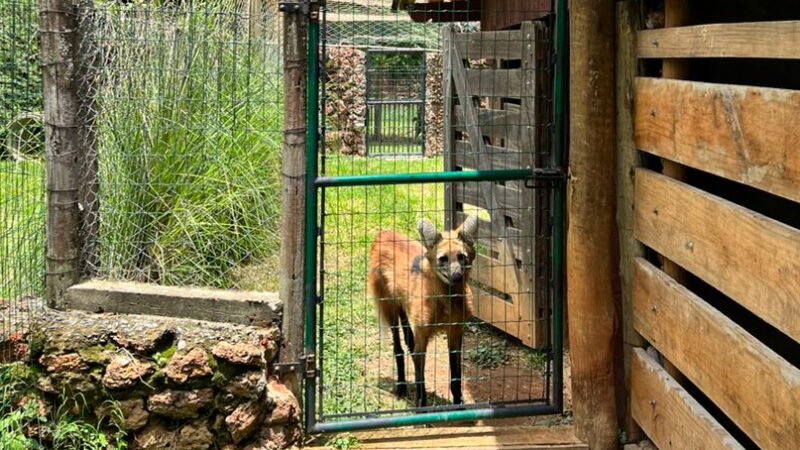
left=457, top=253, right=466, bottom=262
left=437, top=255, right=448, bottom=264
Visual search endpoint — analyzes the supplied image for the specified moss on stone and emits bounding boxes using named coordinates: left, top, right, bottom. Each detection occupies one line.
left=152, top=344, right=177, bottom=368
left=79, top=344, right=117, bottom=365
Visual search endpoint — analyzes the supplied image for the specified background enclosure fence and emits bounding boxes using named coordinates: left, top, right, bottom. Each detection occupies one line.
left=365, top=48, right=426, bottom=156
left=75, top=0, right=285, bottom=291
left=1, top=0, right=45, bottom=361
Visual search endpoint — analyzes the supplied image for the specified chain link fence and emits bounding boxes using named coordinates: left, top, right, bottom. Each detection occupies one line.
left=1, top=0, right=45, bottom=361
left=77, top=0, right=285, bottom=291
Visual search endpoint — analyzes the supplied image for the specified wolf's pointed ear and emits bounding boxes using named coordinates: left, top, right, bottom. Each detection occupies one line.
left=457, top=215, right=479, bottom=245
left=417, top=218, right=441, bottom=250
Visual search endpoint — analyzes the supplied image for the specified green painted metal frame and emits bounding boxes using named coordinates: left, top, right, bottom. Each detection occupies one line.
left=302, top=0, right=568, bottom=433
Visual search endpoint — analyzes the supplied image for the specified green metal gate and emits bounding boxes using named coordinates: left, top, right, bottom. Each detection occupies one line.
left=302, top=0, right=568, bottom=433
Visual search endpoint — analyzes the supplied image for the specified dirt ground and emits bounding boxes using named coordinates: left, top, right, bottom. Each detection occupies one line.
left=364, top=325, right=573, bottom=427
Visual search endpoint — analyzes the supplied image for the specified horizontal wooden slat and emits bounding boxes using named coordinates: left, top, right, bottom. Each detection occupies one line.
left=454, top=141, right=533, bottom=171
left=634, top=169, right=800, bottom=343
left=635, top=77, right=800, bottom=203
left=466, top=69, right=523, bottom=98
left=631, top=348, right=744, bottom=450
left=455, top=30, right=523, bottom=60
left=65, top=280, right=281, bottom=326
left=633, top=258, right=800, bottom=450
left=638, top=21, right=800, bottom=59
left=453, top=107, right=523, bottom=138
left=454, top=182, right=530, bottom=224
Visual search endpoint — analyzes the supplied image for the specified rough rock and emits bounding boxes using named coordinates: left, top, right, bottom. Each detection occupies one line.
left=212, top=342, right=264, bottom=367
left=103, top=355, right=153, bottom=389
left=133, top=421, right=176, bottom=450
left=165, top=348, right=213, bottom=384
left=265, top=378, right=299, bottom=425
left=96, top=398, right=149, bottom=431
left=39, top=353, right=86, bottom=373
left=120, top=399, right=150, bottom=430
left=224, top=371, right=267, bottom=400
left=225, top=400, right=265, bottom=443
left=244, top=425, right=302, bottom=450
left=175, top=421, right=214, bottom=450
left=148, top=389, right=214, bottom=419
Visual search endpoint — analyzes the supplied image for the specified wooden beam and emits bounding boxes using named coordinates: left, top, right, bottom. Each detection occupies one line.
left=568, top=1, right=620, bottom=449
left=307, top=425, right=587, bottom=450
left=633, top=258, right=800, bottom=450
left=631, top=348, right=744, bottom=450
left=638, top=21, right=800, bottom=59
left=634, top=169, right=800, bottom=344
left=278, top=6, right=307, bottom=399
left=615, top=1, right=646, bottom=443
left=64, top=280, right=281, bottom=327
left=41, top=0, right=82, bottom=307
left=635, top=77, right=800, bottom=204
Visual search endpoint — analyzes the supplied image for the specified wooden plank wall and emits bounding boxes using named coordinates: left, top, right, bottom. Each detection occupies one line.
left=619, top=2, right=800, bottom=449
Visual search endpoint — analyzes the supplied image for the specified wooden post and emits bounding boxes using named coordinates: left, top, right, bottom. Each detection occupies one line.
left=567, top=0, right=621, bottom=449
left=41, top=0, right=82, bottom=308
left=278, top=5, right=308, bottom=400
left=616, top=0, right=646, bottom=443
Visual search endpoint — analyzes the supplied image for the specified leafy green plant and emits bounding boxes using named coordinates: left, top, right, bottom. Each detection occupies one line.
left=0, top=364, right=128, bottom=449
left=328, top=433, right=361, bottom=450
left=468, top=340, right=509, bottom=370
left=525, top=349, right=548, bottom=372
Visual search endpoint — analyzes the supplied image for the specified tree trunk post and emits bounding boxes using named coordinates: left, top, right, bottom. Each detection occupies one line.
left=567, top=0, right=622, bottom=448
left=278, top=4, right=308, bottom=401
left=41, top=0, right=83, bottom=308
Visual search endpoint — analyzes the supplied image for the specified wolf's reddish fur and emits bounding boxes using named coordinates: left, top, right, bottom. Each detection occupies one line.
left=368, top=217, right=477, bottom=406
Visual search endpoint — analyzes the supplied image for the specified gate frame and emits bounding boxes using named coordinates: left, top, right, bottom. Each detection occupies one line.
left=298, top=0, right=569, bottom=434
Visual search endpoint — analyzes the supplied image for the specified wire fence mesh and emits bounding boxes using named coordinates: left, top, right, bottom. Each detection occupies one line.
left=1, top=0, right=46, bottom=361
left=76, top=0, right=285, bottom=291
left=317, top=0, right=558, bottom=424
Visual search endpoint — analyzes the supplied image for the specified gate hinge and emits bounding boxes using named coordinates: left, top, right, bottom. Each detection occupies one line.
left=274, top=353, right=317, bottom=380
left=524, top=168, right=567, bottom=189
left=279, top=0, right=323, bottom=21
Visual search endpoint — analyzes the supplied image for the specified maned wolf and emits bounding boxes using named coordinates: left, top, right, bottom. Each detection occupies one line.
left=368, top=215, right=478, bottom=407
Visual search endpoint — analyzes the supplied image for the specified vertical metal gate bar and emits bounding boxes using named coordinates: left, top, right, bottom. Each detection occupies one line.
left=551, top=0, right=568, bottom=412
left=303, top=13, right=321, bottom=433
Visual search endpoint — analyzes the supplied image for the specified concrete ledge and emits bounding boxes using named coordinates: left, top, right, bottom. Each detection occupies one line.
left=64, top=280, right=281, bottom=327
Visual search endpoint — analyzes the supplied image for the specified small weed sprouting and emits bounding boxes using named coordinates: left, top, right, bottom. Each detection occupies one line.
left=0, top=365, right=128, bottom=449
left=328, top=433, right=361, bottom=450
left=525, top=349, right=549, bottom=373
left=469, top=340, right=510, bottom=370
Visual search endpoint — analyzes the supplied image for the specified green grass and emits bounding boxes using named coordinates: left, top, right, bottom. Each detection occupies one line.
left=88, top=3, right=284, bottom=289
left=320, top=154, right=444, bottom=417
left=0, top=160, right=45, bottom=302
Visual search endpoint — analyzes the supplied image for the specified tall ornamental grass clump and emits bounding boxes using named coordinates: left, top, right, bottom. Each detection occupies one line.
left=89, top=2, right=283, bottom=289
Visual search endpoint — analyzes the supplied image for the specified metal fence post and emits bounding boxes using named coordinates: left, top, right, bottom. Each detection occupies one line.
left=41, top=0, right=82, bottom=308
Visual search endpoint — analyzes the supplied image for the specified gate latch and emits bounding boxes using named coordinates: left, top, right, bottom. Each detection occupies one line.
left=524, top=168, right=567, bottom=189
left=274, top=353, right=317, bottom=380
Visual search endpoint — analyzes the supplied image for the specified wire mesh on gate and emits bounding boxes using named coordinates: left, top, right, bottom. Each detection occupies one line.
left=1, top=0, right=45, bottom=361
left=75, top=0, right=285, bottom=291
left=317, top=0, right=558, bottom=425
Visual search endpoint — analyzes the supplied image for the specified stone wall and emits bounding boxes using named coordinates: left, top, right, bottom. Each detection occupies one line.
left=25, top=308, right=300, bottom=450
